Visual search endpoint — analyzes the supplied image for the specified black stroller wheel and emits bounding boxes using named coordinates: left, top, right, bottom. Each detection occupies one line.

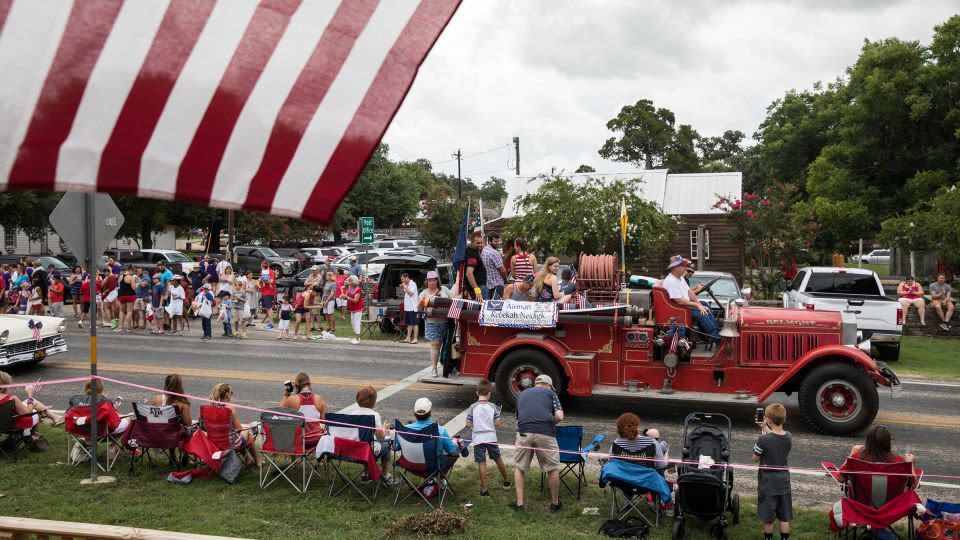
left=672, top=519, right=684, bottom=540
left=731, top=493, right=740, bottom=524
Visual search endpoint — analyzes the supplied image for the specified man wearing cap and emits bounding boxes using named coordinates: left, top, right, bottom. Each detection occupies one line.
left=663, top=255, right=719, bottom=344
left=402, top=398, right=461, bottom=458
left=511, top=374, right=564, bottom=513
left=348, top=256, right=362, bottom=278
left=157, top=261, right=174, bottom=286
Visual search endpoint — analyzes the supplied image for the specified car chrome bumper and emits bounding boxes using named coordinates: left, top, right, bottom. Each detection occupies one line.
left=875, top=361, right=902, bottom=399
left=868, top=332, right=901, bottom=344
left=0, top=336, right=68, bottom=366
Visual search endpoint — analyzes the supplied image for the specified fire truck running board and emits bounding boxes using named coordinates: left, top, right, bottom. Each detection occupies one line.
left=418, top=374, right=485, bottom=387
left=591, top=384, right=759, bottom=403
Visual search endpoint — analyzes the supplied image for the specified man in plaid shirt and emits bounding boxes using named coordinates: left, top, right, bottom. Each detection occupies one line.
left=481, top=232, right=507, bottom=300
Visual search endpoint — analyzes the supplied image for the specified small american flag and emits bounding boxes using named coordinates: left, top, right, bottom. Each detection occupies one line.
left=576, top=293, right=586, bottom=309
left=447, top=299, right=464, bottom=319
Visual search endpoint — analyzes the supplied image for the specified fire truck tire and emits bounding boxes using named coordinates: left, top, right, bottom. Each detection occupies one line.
left=875, top=343, right=900, bottom=362
left=495, top=349, right=562, bottom=409
left=798, top=363, right=879, bottom=435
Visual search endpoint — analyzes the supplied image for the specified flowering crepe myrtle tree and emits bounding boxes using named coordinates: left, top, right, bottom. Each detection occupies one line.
left=714, top=182, right=815, bottom=299
left=506, top=174, right=676, bottom=263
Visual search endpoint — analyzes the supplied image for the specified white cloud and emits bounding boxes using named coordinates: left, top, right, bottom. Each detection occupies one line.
left=383, top=0, right=955, bottom=184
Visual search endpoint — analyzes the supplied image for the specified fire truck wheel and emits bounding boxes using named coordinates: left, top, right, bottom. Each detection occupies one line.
left=798, top=363, right=879, bottom=435
left=495, top=349, right=562, bottom=409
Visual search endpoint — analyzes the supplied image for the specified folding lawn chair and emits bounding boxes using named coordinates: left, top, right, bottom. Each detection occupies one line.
left=599, top=442, right=672, bottom=527
left=63, top=395, right=126, bottom=472
left=259, top=407, right=317, bottom=493
left=823, top=458, right=923, bottom=539
left=122, top=403, right=189, bottom=475
left=318, top=413, right=386, bottom=502
left=0, top=399, right=33, bottom=463
left=197, top=405, right=255, bottom=473
left=392, top=420, right=458, bottom=509
left=539, top=427, right=605, bottom=499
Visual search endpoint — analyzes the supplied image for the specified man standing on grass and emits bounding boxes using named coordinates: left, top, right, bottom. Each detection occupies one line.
left=510, top=374, right=564, bottom=513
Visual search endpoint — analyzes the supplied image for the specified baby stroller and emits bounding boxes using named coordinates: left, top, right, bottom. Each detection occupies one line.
left=672, top=412, right=739, bottom=540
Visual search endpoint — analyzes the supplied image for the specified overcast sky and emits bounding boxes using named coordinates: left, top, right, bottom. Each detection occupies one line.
left=383, top=0, right=957, bottom=184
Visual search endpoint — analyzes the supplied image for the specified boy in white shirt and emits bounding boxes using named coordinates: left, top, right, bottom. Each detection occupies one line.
left=465, top=379, right=511, bottom=496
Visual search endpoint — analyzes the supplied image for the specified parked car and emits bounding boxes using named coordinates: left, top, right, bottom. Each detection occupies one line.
left=686, top=270, right=751, bottom=319
left=0, top=254, right=71, bottom=273
left=0, top=314, right=68, bottom=367
left=299, top=246, right=351, bottom=262
left=272, top=248, right=311, bottom=267
left=372, top=239, right=419, bottom=251
left=859, top=249, right=891, bottom=265
left=781, top=267, right=902, bottom=361
left=55, top=253, right=79, bottom=269
left=141, top=249, right=196, bottom=275
left=370, top=254, right=454, bottom=326
left=232, top=246, right=299, bottom=276
left=330, top=249, right=413, bottom=277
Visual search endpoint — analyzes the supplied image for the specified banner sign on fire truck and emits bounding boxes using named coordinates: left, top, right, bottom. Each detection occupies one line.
left=479, top=300, right=558, bottom=329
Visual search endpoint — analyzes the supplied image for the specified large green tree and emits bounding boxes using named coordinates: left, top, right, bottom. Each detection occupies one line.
left=599, top=99, right=679, bottom=170
left=505, top=175, right=676, bottom=261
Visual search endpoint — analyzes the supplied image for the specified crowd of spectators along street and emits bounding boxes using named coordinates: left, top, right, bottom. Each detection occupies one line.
left=0, top=363, right=922, bottom=538
left=0, top=254, right=371, bottom=344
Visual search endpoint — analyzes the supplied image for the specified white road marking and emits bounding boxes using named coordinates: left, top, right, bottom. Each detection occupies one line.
left=900, top=379, right=960, bottom=389
left=442, top=408, right=471, bottom=437
left=338, top=366, right=432, bottom=413
left=921, top=481, right=960, bottom=490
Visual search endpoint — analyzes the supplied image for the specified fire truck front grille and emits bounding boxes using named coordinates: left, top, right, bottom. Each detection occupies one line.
left=745, top=334, right=818, bottom=363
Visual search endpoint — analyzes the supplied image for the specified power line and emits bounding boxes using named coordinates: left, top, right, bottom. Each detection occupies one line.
left=432, top=143, right=511, bottom=165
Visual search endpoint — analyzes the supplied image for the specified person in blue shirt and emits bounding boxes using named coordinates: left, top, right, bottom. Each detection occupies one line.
left=157, top=262, right=174, bottom=285
left=397, top=398, right=462, bottom=458
left=348, top=256, right=362, bottom=278
left=194, top=283, right=216, bottom=340
left=133, top=268, right=150, bottom=330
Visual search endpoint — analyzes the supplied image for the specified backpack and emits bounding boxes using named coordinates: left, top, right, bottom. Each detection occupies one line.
left=598, top=517, right=650, bottom=539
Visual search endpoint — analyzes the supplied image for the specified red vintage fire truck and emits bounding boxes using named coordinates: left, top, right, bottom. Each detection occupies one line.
left=425, top=257, right=902, bottom=436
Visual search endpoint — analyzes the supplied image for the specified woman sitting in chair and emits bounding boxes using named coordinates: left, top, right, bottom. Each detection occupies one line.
left=0, top=371, right=61, bottom=432
left=152, top=374, right=193, bottom=426
left=279, top=373, right=328, bottom=446
left=612, top=413, right=669, bottom=470
left=211, top=383, right=261, bottom=467
left=836, top=425, right=916, bottom=482
left=82, top=379, right=130, bottom=434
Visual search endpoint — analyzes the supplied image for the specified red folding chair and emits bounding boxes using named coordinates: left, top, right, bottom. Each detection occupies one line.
left=64, top=396, right=126, bottom=472
left=823, top=457, right=923, bottom=539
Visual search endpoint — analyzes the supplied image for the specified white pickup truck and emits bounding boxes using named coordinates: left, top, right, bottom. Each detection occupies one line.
left=781, top=267, right=903, bottom=361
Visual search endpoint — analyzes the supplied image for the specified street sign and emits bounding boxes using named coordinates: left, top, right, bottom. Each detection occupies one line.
left=360, top=216, right=375, bottom=244
left=49, top=192, right=124, bottom=267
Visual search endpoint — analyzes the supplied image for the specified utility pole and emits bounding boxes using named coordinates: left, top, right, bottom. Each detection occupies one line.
left=454, top=149, right=462, bottom=199
left=513, top=136, right=520, bottom=176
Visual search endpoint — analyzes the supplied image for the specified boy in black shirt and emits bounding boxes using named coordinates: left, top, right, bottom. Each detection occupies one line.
left=752, top=402, right=792, bottom=540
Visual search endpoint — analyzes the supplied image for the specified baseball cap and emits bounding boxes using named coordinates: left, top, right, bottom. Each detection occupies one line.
left=426, top=270, right=439, bottom=281
left=311, top=265, right=321, bottom=271
left=666, top=255, right=691, bottom=270
left=414, top=397, right=432, bottom=415
left=349, top=255, right=357, bottom=261
left=202, top=283, right=212, bottom=289
left=327, top=255, right=335, bottom=261
left=534, top=374, right=554, bottom=389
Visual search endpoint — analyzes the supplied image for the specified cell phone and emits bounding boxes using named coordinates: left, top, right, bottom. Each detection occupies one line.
left=755, top=408, right=765, bottom=424
left=284, top=380, right=294, bottom=393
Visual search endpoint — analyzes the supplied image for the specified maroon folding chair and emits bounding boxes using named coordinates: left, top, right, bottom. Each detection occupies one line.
left=823, top=457, right=923, bottom=539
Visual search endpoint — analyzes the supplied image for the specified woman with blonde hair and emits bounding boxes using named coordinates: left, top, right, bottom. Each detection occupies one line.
left=210, top=383, right=260, bottom=466
left=0, top=371, right=61, bottom=431
left=532, top=257, right=562, bottom=302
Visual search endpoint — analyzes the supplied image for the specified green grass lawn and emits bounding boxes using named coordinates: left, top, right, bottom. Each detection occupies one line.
left=894, top=335, right=960, bottom=380
left=858, top=262, right=890, bottom=277
left=1, top=427, right=906, bottom=539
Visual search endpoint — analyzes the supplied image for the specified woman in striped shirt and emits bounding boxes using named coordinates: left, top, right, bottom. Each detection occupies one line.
left=613, top=412, right=669, bottom=470
left=510, top=237, right=537, bottom=284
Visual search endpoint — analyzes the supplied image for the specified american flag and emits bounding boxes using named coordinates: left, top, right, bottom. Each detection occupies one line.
left=447, top=298, right=463, bottom=319
left=0, top=0, right=460, bottom=224
left=473, top=198, right=484, bottom=234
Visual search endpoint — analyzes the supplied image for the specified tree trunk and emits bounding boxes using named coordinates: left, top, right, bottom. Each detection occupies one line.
left=333, top=229, right=343, bottom=244
left=140, top=220, right=154, bottom=249
left=644, top=154, right=653, bottom=170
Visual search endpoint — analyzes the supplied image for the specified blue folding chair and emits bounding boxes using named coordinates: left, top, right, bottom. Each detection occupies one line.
left=392, top=420, right=458, bottom=508
left=321, top=412, right=384, bottom=502
left=540, top=426, right=605, bottom=499
left=599, top=442, right=672, bottom=527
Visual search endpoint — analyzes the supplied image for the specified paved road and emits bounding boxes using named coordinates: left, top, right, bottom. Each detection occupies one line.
left=8, top=321, right=959, bottom=507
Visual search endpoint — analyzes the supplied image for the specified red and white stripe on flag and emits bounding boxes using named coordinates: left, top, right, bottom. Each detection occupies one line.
left=0, top=0, right=459, bottom=224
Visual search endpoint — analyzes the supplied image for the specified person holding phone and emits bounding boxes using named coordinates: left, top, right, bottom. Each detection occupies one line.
left=752, top=403, right=793, bottom=540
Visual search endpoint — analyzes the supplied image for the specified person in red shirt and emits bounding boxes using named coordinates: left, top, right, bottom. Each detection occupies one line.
left=48, top=275, right=65, bottom=318
left=836, top=425, right=917, bottom=483
left=78, top=273, right=101, bottom=329
left=258, top=261, right=277, bottom=329
left=100, top=268, right=118, bottom=327
left=341, top=275, right=365, bottom=344
left=0, top=274, right=6, bottom=312
left=0, top=372, right=62, bottom=431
